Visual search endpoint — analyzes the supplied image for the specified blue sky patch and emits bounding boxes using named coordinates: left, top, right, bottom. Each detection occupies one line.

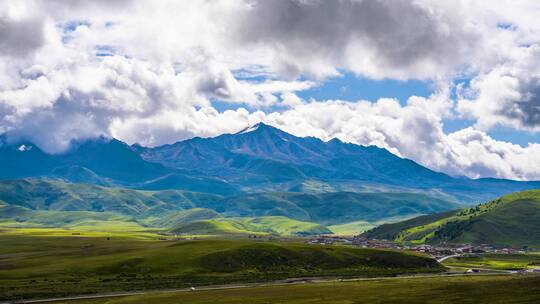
left=297, top=72, right=433, bottom=105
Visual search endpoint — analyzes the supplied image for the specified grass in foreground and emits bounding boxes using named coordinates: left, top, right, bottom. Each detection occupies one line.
left=0, top=228, right=442, bottom=301
left=52, top=275, right=540, bottom=304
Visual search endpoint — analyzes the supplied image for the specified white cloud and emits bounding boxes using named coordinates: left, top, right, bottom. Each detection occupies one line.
left=259, top=94, right=540, bottom=180
left=0, top=2, right=45, bottom=57
left=0, top=0, right=539, bottom=180
left=0, top=53, right=314, bottom=153
left=458, top=46, right=540, bottom=131
left=232, top=0, right=482, bottom=80
left=446, top=128, right=540, bottom=180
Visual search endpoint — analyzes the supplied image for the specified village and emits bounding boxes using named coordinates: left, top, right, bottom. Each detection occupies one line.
left=306, top=234, right=536, bottom=262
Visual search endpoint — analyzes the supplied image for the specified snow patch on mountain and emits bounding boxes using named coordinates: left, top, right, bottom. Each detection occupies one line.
left=238, top=123, right=261, bottom=134
left=18, top=144, right=32, bottom=152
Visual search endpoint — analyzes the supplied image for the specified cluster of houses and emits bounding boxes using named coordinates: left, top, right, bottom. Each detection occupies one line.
left=306, top=235, right=533, bottom=261
left=307, top=235, right=353, bottom=245
left=304, top=234, right=540, bottom=275
left=405, top=243, right=532, bottom=258
left=350, top=235, right=533, bottom=255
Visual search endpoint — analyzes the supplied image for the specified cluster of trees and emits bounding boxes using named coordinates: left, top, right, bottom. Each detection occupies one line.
left=433, top=220, right=473, bottom=242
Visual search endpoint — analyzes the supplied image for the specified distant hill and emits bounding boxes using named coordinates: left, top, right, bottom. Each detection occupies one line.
left=0, top=178, right=223, bottom=218
left=0, top=179, right=461, bottom=234
left=170, top=216, right=332, bottom=236
left=210, top=191, right=462, bottom=225
left=363, top=190, right=540, bottom=247
left=0, top=204, right=143, bottom=231
left=149, top=208, right=222, bottom=227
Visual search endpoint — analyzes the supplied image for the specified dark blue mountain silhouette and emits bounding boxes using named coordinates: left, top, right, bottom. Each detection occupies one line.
left=1, top=123, right=539, bottom=202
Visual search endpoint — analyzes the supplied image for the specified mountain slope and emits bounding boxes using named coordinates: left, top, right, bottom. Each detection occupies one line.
left=60, top=137, right=170, bottom=183
left=0, top=136, right=241, bottom=195
left=170, top=216, right=332, bottom=236
left=364, top=190, right=540, bottom=247
left=0, top=138, right=58, bottom=180
left=0, top=204, right=143, bottom=231
left=138, top=123, right=540, bottom=203
left=0, top=179, right=460, bottom=226
left=140, top=123, right=452, bottom=185
left=328, top=220, right=376, bottom=235
left=202, top=191, right=462, bottom=225
left=149, top=208, right=222, bottom=227
left=362, top=210, right=460, bottom=240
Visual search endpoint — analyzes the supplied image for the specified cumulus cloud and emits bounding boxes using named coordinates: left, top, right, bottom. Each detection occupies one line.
left=259, top=95, right=540, bottom=180
left=446, top=128, right=540, bottom=180
left=458, top=46, right=540, bottom=131
left=0, top=6, right=45, bottom=57
left=234, top=0, right=480, bottom=80
left=0, top=0, right=539, bottom=180
left=0, top=54, right=314, bottom=152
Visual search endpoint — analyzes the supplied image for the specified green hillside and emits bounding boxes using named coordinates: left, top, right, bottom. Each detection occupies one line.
left=0, top=179, right=462, bottom=232
left=0, top=204, right=146, bottom=231
left=0, top=178, right=223, bottom=218
left=214, top=191, right=461, bottom=225
left=171, top=216, right=332, bottom=236
left=0, top=205, right=327, bottom=236
left=364, top=190, right=540, bottom=247
left=363, top=210, right=459, bottom=240
left=170, top=220, right=255, bottom=235
left=328, top=220, right=376, bottom=235
left=0, top=232, right=443, bottom=300
left=148, top=208, right=222, bottom=227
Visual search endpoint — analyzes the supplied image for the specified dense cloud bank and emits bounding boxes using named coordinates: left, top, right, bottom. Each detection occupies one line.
left=0, top=0, right=540, bottom=180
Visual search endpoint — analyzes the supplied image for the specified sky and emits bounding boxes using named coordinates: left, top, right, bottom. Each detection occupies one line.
left=1, top=0, right=540, bottom=180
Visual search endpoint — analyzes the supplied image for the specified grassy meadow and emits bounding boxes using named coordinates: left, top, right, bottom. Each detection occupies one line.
left=49, top=275, right=540, bottom=304
left=0, top=227, right=443, bottom=301
left=444, top=253, right=540, bottom=270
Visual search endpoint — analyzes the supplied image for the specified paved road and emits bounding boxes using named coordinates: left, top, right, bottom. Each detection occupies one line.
left=436, top=254, right=512, bottom=274
left=437, top=254, right=461, bottom=263
left=0, top=272, right=513, bottom=304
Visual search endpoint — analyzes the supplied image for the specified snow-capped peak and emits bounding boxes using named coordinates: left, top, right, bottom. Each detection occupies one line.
left=238, top=123, right=262, bottom=134
left=18, top=144, right=32, bottom=152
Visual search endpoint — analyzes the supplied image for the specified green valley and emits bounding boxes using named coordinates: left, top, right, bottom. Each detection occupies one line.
left=0, top=178, right=463, bottom=237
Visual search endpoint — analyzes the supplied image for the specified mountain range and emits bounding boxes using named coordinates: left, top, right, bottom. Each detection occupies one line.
left=2, top=123, right=539, bottom=204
